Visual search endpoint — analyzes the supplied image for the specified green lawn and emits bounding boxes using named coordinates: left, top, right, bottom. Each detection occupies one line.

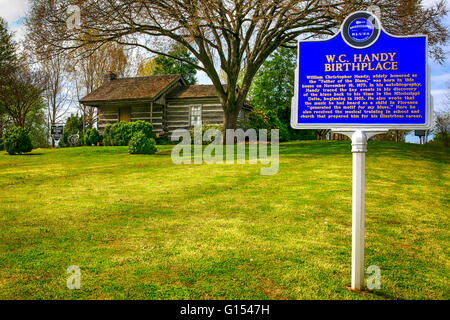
left=0, top=141, right=448, bottom=300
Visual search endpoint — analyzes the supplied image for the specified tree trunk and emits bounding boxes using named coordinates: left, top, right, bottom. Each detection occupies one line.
left=224, top=109, right=239, bottom=130
left=0, top=114, right=3, bottom=139
left=222, top=100, right=242, bottom=144
left=19, top=115, right=26, bottom=128
left=82, top=113, right=86, bottom=135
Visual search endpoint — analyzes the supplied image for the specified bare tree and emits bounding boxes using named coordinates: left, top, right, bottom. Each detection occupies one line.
left=375, top=0, right=449, bottom=63
left=26, top=0, right=448, bottom=135
left=372, top=129, right=409, bottom=142
left=26, top=0, right=358, bottom=132
left=316, top=129, right=331, bottom=140
left=431, top=83, right=450, bottom=146
left=433, top=110, right=449, bottom=146
left=0, top=64, right=47, bottom=128
left=41, top=55, right=71, bottom=147
left=444, top=82, right=450, bottom=111
left=66, top=39, right=130, bottom=132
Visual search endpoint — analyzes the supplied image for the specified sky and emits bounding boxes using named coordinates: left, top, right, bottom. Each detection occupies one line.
left=1, top=0, right=449, bottom=143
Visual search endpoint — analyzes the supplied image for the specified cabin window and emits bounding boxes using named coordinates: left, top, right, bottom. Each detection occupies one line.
left=190, top=105, right=202, bottom=126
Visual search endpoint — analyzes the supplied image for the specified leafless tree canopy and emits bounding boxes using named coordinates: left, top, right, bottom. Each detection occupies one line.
left=444, top=82, right=450, bottom=111
left=65, top=40, right=130, bottom=131
left=26, top=0, right=448, bottom=129
left=0, top=65, right=47, bottom=128
left=41, top=55, right=71, bottom=146
left=375, top=0, right=448, bottom=63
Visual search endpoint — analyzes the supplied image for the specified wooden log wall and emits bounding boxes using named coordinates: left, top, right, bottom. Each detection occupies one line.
left=202, top=103, right=224, bottom=124
left=96, top=98, right=249, bottom=137
left=131, top=103, right=164, bottom=135
left=97, top=106, right=119, bottom=134
left=166, top=99, right=223, bottom=137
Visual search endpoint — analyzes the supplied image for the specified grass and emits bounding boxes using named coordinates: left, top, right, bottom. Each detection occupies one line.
left=0, top=141, right=448, bottom=300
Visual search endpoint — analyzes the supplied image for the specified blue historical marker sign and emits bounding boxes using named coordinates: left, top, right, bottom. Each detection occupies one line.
left=291, top=11, right=432, bottom=129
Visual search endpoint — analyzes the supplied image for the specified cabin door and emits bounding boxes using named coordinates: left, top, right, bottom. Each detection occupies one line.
left=119, top=107, right=131, bottom=122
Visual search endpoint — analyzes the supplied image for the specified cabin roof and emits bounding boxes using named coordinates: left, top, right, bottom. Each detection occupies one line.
left=167, top=84, right=254, bottom=109
left=79, top=74, right=183, bottom=104
left=166, top=85, right=220, bottom=99
left=79, top=75, right=254, bottom=109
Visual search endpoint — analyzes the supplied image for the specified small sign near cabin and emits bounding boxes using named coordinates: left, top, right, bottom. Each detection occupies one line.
left=51, top=125, right=64, bottom=140
left=415, top=130, right=426, bottom=137
left=291, top=11, right=432, bottom=130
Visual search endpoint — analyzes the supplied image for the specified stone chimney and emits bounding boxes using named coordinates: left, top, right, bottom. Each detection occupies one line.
left=104, top=71, right=117, bottom=81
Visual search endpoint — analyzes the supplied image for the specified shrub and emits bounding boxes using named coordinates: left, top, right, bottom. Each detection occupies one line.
left=189, top=123, right=224, bottom=145
left=84, top=128, right=100, bottom=146
left=60, top=114, right=84, bottom=147
left=244, top=108, right=290, bottom=142
left=290, top=129, right=316, bottom=141
left=0, top=137, right=4, bottom=151
left=103, top=121, right=132, bottom=146
left=4, top=127, right=33, bottom=155
left=131, top=120, right=156, bottom=140
left=128, top=131, right=157, bottom=154
left=155, top=137, right=174, bottom=145
left=103, top=125, right=112, bottom=146
left=277, top=122, right=291, bottom=142
left=103, top=121, right=156, bottom=146
left=432, top=132, right=449, bottom=147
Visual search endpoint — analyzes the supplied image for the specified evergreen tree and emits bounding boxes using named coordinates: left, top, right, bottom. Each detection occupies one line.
left=249, top=47, right=296, bottom=116
left=0, top=17, right=17, bottom=71
left=0, top=17, right=17, bottom=139
left=249, top=47, right=315, bottom=140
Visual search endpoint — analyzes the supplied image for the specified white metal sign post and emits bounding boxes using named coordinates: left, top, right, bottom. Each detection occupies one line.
left=334, top=129, right=386, bottom=290
left=351, top=130, right=367, bottom=291
left=291, top=11, right=431, bottom=291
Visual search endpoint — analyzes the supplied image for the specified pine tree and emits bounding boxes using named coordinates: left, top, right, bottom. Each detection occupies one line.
left=0, top=17, right=17, bottom=138
left=0, top=17, right=17, bottom=71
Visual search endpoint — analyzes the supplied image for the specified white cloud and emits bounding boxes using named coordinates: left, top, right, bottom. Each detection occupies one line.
left=431, top=88, right=447, bottom=96
left=13, top=24, right=26, bottom=42
left=422, top=0, right=449, bottom=8
left=431, top=73, right=450, bottom=83
left=0, top=0, right=29, bottom=41
left=0, top=0, right=28, bottom=25
left=431, top=88, right=449, bottom=112
left=422, top=0, right=434, bottom=7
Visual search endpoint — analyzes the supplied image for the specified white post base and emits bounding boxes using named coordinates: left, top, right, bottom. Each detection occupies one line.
left=332, top=129, right=387, bottom=291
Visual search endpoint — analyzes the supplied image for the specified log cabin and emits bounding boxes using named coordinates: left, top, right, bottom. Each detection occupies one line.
left=79, top=73, right=251, bottom=137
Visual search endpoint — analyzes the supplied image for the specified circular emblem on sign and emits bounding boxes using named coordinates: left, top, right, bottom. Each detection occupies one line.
left=349, top=18, right=374, bottom=42
left=342, top=12, right=380, bottom=49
